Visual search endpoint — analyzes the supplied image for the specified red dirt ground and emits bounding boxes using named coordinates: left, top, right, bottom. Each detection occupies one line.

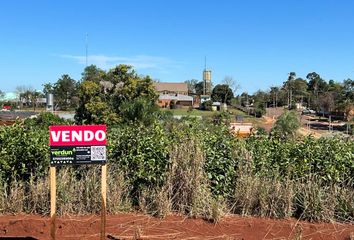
left=0, top=214, right=353, bottom=240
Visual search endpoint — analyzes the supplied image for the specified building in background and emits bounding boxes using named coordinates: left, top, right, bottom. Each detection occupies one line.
left=158, top=94, right=193, bottom=108
left=1, top=92, right=18, bottom=102
left=154, top=82, right=193, bottom=107
left=154, top=82, right=188, bottom=95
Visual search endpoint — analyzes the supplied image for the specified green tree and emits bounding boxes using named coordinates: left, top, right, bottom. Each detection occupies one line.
left=201, top=99, right=213, bottom=111
left=53, top=74, right=77, bottom=110
left=269, top=87, right=279, bottom=107
left=272, top=110, right=300, bottom=139
left=307, top=72, right=328, bottom=93
left=106, top=65, right=157, bottom=110
left=195, top=81, right=204, bottom=95
left=82, top=65, right=105, bottom=83
left=42, top=83, right=54, bottom=95
left=306, top=72, right=328, bottom=110
left=282, top=72, right=296, bottom=109
left=339, top=79, right=354, bottom=120
left=292, top=78, right=308, bottom=105
left=252, top=90, right=268, bottom=117
left=75, top=80, right=117, bottom=124
left=211, top=84, right=234, bottom=104
left=119, top=97, right=159, bottom=125
left=75, top=64, right=158, bottom=124
left=240, top=92, right=250, bottom=107
left=328, top=79, right=342, bottom=92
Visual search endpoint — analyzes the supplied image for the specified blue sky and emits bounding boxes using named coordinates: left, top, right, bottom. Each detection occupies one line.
left=1, top=0, right=354, bottom=94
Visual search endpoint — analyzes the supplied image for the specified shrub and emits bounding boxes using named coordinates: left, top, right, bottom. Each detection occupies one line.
left=253, top=101, right=266, bottom=117
left=201, top=100, right=213, bottom=111
left=119, top=97, right=160, bottom=126
left=24, top=112, right=71, bottom=128
left=212, top=111, right=231, bottom=125
left=246, top=134, right=354, bottom=183
left=109, top=123, right=169, bottom=199
left=0, top=113, right=353, bottom=223
left=272, top=110, right=300, bottom=139
left=0, top=122, right=49, bottom=181
left=202, top=124, right=237, bottom=198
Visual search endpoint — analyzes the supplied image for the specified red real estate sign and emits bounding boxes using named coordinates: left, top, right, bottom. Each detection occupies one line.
left=49, top=125, right=107, bottom=166
left=50, top=125, right=107, bottom=146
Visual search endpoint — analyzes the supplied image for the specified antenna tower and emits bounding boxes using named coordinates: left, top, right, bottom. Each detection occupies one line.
left=85, top=33, right=88, bottom=67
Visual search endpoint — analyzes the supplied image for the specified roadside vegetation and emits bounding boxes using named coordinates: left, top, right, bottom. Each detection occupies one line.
left=0, top=111, right=353, bottom=223
left=0, top=65, right=353, bottom=224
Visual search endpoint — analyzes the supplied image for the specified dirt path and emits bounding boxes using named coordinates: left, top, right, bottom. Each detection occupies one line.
left=0, top=214, right=353, bottom=240
left=297, top=127, right=322, bottom=138
left=259, top=116, right=276, bottom=132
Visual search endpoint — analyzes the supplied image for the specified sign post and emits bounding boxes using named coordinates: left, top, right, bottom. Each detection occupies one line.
left=50, top=166, right=56, bottom=240
left=101, top=164, right=107, bottom=240
left=49, top=125, right=107, bottom=240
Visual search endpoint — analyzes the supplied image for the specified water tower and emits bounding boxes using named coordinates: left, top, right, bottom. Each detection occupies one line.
left=203, top=69, right=212, bottom=95
left=46, top=93, right=54, bottom=112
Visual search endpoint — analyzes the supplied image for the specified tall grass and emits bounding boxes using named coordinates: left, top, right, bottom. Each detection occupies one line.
left=134, top=137, right=224, bottom=221
left=0, top=166, right=131, bottom=215
left=0, top=163, right=353, bottom=224
left=233, top=174, right=354, bottom=222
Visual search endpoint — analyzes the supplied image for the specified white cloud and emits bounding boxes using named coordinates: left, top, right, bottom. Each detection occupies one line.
left=60, top=54, right=179, bottom=71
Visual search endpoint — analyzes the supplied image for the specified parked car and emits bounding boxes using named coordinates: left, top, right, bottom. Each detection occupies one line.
left=1, top=105, right=11, bottom=111
left=301, top=109, right=316, bottom=115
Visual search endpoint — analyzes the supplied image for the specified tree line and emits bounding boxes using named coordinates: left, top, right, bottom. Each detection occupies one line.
left=1, top=67, right=353, bottom=121
left=239, top=72, right=353, bottom=120
left=186, top=72, right=353, bottom=119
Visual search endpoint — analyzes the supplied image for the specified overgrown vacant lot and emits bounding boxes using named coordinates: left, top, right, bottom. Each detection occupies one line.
left=0, top=113, right=353, bottom=239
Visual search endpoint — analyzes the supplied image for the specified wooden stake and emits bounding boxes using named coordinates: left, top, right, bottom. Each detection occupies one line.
left=50, top=166, right=56, bottom=240
left=101, top=164, right=107, bottom=240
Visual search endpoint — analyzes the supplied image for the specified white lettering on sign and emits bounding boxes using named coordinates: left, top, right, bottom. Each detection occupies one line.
left=95, top=130, right=106, bottom=141
left=72, top=131, right=82, bottom=141
left=51, top=131, right=61, bottom=142
left=62, top=131, right=70, bottom=142
left=84, top=131, right=94, bottom=141
left=50, top=130, right=107, bottom=143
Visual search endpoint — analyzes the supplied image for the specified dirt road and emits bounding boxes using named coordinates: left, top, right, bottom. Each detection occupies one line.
left=0, top=214, right=353, bottom=240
